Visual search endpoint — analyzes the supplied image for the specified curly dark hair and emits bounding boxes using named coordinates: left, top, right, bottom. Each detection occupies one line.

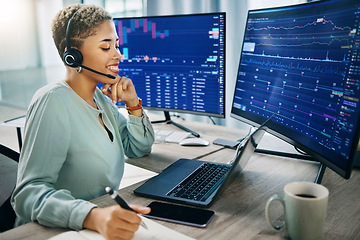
left=51, top=4, right=113, bottom=59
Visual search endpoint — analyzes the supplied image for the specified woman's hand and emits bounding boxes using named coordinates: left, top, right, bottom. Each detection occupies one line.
left=101, top=76, right=138, bottom=105
left=101, top=76, right=143, bottom=116
left=83, top=205, right=151, bottom=240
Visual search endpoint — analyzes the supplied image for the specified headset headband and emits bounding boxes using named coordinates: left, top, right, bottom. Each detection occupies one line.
left=65, top=9, right=81, bottom=53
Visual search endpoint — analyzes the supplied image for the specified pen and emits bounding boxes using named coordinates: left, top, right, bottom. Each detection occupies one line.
left=105, top=187, right=148, bottom=230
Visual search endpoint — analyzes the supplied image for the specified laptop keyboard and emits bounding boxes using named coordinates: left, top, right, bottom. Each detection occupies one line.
left=167, top=163, right=230, bottom=202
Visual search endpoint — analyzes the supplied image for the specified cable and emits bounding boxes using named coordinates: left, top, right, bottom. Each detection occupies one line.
left=208, top=116, right=216, bottom=125
left=170, top=113, right=185, bottom=121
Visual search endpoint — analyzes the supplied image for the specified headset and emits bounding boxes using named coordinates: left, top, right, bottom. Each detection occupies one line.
left=62, top=9, right=116, bottom=79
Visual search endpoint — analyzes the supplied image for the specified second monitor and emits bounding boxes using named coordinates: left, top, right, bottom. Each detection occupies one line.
left=113, top=13, right=226, bottom=120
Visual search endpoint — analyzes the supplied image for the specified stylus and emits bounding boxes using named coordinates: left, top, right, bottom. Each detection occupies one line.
left=105, top=187, right=148, bottom=230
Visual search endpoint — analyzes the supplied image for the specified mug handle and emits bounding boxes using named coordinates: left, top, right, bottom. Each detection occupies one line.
left=265, top=194, right=285, bottom=231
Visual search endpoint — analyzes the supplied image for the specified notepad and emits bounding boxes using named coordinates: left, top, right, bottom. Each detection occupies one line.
left=48, top=216, right=196, bottom=240
left=119, top=163, right=158, bottom=190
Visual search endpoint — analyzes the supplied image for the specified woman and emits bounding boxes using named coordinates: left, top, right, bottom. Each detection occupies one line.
left=11, top=4, right=154, bottom=240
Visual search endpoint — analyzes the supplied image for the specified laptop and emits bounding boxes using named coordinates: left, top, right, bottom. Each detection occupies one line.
left=134, top=113, right=275, bottom=207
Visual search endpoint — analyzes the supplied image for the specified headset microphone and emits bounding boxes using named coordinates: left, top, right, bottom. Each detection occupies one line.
left=77, top=64, right=116, bottom=79
left=63, top=9, right=116, bottom=80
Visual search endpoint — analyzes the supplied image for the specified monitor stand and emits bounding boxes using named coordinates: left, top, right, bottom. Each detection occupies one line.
left=151, top=111, right=200, bottom=137
left=254, top=148, right=326, bottom=184
left=213, top=138, right=325, bottom=184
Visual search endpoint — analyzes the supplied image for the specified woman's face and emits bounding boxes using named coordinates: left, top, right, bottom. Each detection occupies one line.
left=79, top=20, right=121, bottom=84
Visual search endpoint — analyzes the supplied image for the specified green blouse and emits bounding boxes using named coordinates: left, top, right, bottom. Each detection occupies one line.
left=11, top=81, right=154, bottom=230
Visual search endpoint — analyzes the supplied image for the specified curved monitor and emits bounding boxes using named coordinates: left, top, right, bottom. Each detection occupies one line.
left=231, top=0, right=360, bottom=179
left=112, top=13, right=226, bottom=118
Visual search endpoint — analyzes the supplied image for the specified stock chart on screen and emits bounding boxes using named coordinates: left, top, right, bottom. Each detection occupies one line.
left=113, top=13, right=225, bottom=117
left=232, top=0, right=360, bottom=170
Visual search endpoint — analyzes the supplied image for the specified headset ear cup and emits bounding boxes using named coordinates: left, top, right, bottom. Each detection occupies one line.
left=63, top=48, right=83, bottom=68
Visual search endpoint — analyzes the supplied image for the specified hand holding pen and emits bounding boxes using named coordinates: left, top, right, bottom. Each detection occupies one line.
left=105, top=187, right=149, bottom=230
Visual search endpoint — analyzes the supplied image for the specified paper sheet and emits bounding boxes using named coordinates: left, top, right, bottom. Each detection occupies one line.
left=119, top=163, right=157, bottom=190
left=49, top=216, right=196, bottom=240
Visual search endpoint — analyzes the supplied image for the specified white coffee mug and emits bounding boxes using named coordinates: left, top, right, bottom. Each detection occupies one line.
left=265, top=181, right=329, bottom=240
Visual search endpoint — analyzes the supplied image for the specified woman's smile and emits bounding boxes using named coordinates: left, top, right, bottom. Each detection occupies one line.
left=106, top=64, right=120, bottom=74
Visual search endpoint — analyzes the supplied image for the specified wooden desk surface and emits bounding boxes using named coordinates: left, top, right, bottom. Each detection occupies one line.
left=1, top=115, right=359, bottom=240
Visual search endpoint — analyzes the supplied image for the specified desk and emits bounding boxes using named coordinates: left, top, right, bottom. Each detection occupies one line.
left=2, top=115, right=26, bottom=151
left=1, top=114, right=359, bottom=240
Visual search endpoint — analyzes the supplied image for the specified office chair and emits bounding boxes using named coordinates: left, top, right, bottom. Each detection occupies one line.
left=0, top=144, right=19, bottom=232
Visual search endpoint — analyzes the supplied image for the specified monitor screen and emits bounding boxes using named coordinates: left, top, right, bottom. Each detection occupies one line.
left=111, top=13, right=226, bottom=118
left=231, top=0, right=360, bottom=179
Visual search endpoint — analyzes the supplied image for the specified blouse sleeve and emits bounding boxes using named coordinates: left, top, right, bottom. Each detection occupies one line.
left=11, top=90, right=96, bottom=230
left=111, top=104, right=155, bottom=158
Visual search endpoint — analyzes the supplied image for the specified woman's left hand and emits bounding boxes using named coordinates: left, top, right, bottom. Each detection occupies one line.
left=101, top=76, right=138, bottom=105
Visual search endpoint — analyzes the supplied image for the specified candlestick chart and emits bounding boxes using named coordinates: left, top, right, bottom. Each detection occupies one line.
left=112, top=13, right=226, bottom=117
